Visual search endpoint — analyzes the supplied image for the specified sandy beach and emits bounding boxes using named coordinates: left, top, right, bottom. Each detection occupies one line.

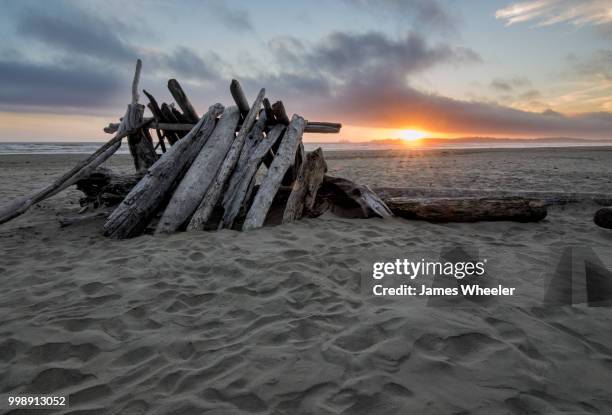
left=2, top=147, right=612, bottom=414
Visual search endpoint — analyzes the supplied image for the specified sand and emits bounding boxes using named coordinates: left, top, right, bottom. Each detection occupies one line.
left=1, top=147, right=612, bottom=414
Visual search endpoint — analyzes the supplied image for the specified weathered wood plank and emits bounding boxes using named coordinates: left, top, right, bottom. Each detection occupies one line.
left=220, top=123, right=285, bottom=229
left=283, top=148, right=327, bottom=222
left=168, top=79, right=199, bottom=122
left=242, top=114, right=307, bottom=230
left=187, top=89, right=266, bottom=231
left=156, top=106, right=240, bottom=233
left=386, top=197, right=547, bottom=222
left=104, top=103, right=224, bottom=238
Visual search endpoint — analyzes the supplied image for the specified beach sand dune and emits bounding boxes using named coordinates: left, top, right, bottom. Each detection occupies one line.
left=1, top=148, right=612, bottom=414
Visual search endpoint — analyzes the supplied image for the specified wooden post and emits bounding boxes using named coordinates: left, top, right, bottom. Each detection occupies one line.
left=104, top=104, right=224, bottom=239
left=168, top=79, right=199, bottom=123
left=156, top=106, right=241, bottom=233
left=271, top=101, right=290, bottom=125
left=283, top=148, right=327, bottom=222
left=187, top=89, right=266, bottom=231
left=242, top=114, right=306, bottom=230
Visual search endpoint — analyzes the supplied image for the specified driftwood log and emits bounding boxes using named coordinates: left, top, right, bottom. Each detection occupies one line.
left=156, top=106, right=241, bottom=233
left=243, top=114, right=307, bottom=230
left=76, top=167, right=140, bottom=208
left=283, top=148, right=327, bottom=222
left=316, top=176, right=393, bottom=219
left=221, top=122, right=284, bottom=229
left=104, top=104, right=224, bottom=238
left=167, top=79, right=199, bottom=123
left=187, top=88, right=265, bottom=231
left=594, top=207, right=612, bottom=229
left=230, top=79, right=250, bottom=119
left=271, top=101, right=290, bottom=125
left=386, top=197, right=547, bottom=222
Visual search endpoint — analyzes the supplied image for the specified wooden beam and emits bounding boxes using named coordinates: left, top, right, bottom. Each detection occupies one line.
left=271, top=100, right=290, bottom=125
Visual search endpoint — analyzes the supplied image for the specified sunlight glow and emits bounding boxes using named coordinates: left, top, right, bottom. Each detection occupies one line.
left=399, top=129, right=428, bottom=141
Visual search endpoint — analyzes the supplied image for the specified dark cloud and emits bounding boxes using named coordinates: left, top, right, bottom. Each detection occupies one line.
left=345, top=0, right=457, bottom=32
left=571, top=49, right=612, bottom=80
left=17, top=7, right=136, bottom=63
left=211, top=1, right=253, bottom=32
left=490, top=77, right=531, bottom=92
left=148, top=47, right=222, bottom=83
left=0, top=58, right=123, bottom=110
left=519, top=89, right=541, bottom=100
left=490, top=79, right=512, bottom=92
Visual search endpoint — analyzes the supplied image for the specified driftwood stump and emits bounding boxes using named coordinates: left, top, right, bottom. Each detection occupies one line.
left=283, top=148, right=327, bottom=222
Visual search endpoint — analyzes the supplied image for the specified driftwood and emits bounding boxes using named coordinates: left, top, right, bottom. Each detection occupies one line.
left=142, top=89, right=168, bottom=151
left=304, top=122, right=342, bottom=133
left=243, top=114, right=307, bottom=230
left=594, top=207, right=612, bottom=229
left=58, top=210, right=112, bottom=228
left=76, top=167, right=140, bottom=208
left=283, top=148, right=327, bottom=222
left=262, top=98, right=276, bottom=124
left=104, top=104, right=224, bottom=238
left=168, top=79, right=199, bottom=123
left=221, top=123, right=285, bottom=229
left=105, top=120, right=340, bottom=134
left=386, top=197, right=547, bottom=222
left=0, top=117, right=151, bottom=225
left=156, top=106, right=241, bottom=233
left=316, top=176, right=393, bottom=219
left=187, top=89, right=266, bottom=231
left=230, top=79, right=250, bottom=119
left=271, top=101, right=290, bottom=125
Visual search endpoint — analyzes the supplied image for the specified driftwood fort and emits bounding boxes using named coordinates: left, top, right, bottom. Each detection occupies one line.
left=1, top=59, right=611, bottom=235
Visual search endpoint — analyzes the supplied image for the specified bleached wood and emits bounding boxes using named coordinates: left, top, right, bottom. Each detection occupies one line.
left=156, top=106, right=240, bottom=233
left=187, top=89, right=266, bottom=231
left=104, top=104, right=224, bottom=238
left=220, top=123, right=285, bottom=229
left=320, top=176, right=393, bottom=218
left=283, top=148, right=327, bottom=222
left=243, top=114, right=307, bottom=230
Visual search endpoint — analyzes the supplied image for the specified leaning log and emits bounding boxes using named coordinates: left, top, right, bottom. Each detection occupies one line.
left=317, top=176, right=393, bottom=219
left=386, top=197, right=547, bottom=222
left=156, top=106, right=241, bottom=233
left=262, top=98, right=276, bottom=124
left=168, top=79, right=199, bottom=123
left=242, top=114, right=307, bottom=230
left=220, top=123, right=285, bottom=229
left=230, top=79, right=251, bottom=119
left=187, top=89, right=266, bottom=231
left=76, top=167, right=140, bottom=208
left=271, top=101, right=290, bottom=125
left=0, top=119, right=151, bottom=226
left=283, top=148, right=327, bottom=222
left=594, top=207, right=612, bottom=229
left=104, top=103, right=224, bottom=238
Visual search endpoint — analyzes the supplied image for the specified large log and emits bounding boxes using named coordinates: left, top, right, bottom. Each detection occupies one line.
left=242, top=114, right=307, bottom=230
left=317, top=176, right=393, bottom=219
left=283, top=148, right=327, bottom=222
left=104, top=103, right=224, bottom=238
left=187, top=88, right=266, bottom=231
left=0, top=118, right=151, bottom=226
left=594, top=207, right=612, bottom=229
left=230, top=79, right=250, bottom=119
left=156, top=106, right=241, bottom=233
left=282, top=141, right=304, bottom=185
left=220, top=123, right=285, bottom=229
left=386, top=197, right=547, bottom=222
left=167, top=79, right=199, bottom=123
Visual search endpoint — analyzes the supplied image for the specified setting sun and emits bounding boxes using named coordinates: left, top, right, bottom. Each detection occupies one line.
left=399, top=129, right=428, bottom=141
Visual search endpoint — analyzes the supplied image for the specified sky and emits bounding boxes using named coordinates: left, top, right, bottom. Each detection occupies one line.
left=0, top=0, right=611, bottom=142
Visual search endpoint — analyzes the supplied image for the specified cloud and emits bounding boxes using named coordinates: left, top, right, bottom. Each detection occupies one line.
left=16, top=6, right=136, bottom=63
left=211, top=1, right=253, bottom=32
left=570, top=49, right=612, bottom=81
left=345, top=0, right=458, bottom=32
left=490, top=77, right=531, bottom=92
left=0, top=58, right=123, bottom=111
left=496, top=0, right=612, bottom=27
